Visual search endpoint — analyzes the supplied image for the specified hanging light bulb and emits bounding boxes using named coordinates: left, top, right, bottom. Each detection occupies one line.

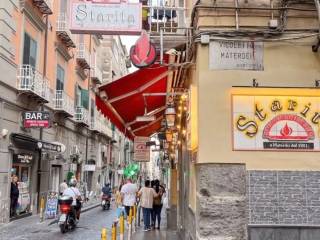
left=182, top=129, right=187, bottom=136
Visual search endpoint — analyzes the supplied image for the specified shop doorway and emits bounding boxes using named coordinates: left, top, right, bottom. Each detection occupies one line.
left=51, top=166, right=61, bottom=193
left=11, top=164, right=31, bottom=215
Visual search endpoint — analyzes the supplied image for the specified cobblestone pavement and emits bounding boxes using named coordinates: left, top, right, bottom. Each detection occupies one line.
left=0, top=206, right=117, bottom=240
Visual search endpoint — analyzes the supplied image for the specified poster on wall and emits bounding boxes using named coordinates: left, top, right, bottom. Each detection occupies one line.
left=209, top=41, right=264, bottom=70
left=45, top=192, right=59, bottom=219
left=133, top=136, right=150, bottom=162
left=233, top=94, right=320, bottom=151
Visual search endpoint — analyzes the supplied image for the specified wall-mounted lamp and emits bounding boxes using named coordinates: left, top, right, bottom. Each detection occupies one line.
left=252, top=78, right=259, bottom=87
left=315, top=80, right=320, bottom=87
left=1, top=129, right=8, bottom=138
left=165, top=105, right=176, bottom=127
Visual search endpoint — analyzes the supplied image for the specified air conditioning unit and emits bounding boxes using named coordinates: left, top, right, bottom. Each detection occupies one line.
left=71, top=145, right=80, bottom=155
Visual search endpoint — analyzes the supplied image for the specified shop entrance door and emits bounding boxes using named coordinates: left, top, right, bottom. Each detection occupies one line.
left=11, top=164, right=31, bottom=215
left=51, top=166, right=60, bottom=193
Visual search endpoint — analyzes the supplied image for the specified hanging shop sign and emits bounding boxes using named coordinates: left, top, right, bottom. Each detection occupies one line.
left=69, top=1, right=142, bottom=35
left=13, top=153, right=33, bottom=164
left=209, top=41, right=264, bottom=71
left=134, top=136, right=150, bottom=162
left=83, top=164, right=96, bottom=171
left=37, top=141, right=62, bottom=153
left=45, top=191, right=59, bottom=219
left=233, top=94, right=320, bottom=151
left=22, top=111, right=50, bottom=128
left=130, top=31, right=157, bottom=68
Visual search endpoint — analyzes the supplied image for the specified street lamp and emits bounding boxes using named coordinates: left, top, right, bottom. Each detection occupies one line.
left=165, top=105, right=176, bottom=127
left=165, top=130, right=173, bottom=142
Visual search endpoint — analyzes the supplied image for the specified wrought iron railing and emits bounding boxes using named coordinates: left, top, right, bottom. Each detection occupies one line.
left=74, top=106, right=89, bottom=125
left=17, top=64, right=50, bottom=101
left=53, top=90, right=74, bottom=116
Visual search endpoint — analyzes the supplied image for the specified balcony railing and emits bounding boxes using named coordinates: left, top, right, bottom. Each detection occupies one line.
left=32, top=0, right=53, bottom=14
left=17, top=65, right=50, bottom=102
left=101, top=118, right=113, bottom=137
left=53, top=90, right=74, bottom=117
left=91, top=65, right=103, bottom=84
left=143, top=1, right=186, bottom=34
left=76, top=44, right=91, bottom=69
left=56, top=13, right=76, bottom=48
left=74, top=107, right=89, bottom=125
left=90, top=114, right=101, bottom=132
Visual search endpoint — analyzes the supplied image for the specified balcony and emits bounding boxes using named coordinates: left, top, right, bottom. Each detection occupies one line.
left=76, top=44, right=91, bottom=69
left=74, top=107, right=89, bottom=125
left=143, top=2, right=189, bottom=51
left=52, top=90, right=74, bottom=117
left=90, top=114, right=101, bottom=132
left=32, top=0, right=53, bottom=14
left=56, top=13, right=76, bottom=48
left=101, top=118, right=113, bottom=138
left=91, top=65, right=103, bottom=84
left=17, top=65, right=50, bottom=103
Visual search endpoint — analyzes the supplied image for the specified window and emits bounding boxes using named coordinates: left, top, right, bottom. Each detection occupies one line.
left=74, top=85, right=89, bottom=109
left=91, top=99, right=95, bottom=117
left=23, top=33, right=37, bottom=68
left=56, top=65, right=65, bottom=91
left=60, top=0, right=68, bottom=14
left=75, top=85, right=81, bottom=108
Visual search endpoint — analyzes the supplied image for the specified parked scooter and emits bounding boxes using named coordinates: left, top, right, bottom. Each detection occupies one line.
left=58, top=195, right=77, bottom=233
left=101, top=194, right=111, bottom=210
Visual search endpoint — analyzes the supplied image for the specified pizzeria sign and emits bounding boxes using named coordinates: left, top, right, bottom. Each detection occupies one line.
left=233, top=95, right=320, bottom=151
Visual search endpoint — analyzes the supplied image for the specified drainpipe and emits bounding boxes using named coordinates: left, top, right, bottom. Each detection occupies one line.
left=84, top=34, right=92, bottom=190
left=312, top=0, right=320, bottom=52
left=37, top=14, right=49, bottom=214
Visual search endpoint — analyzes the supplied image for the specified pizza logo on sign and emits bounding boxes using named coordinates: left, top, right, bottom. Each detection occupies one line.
left=130, top=31, right=157, bottom=68
left=263, top=114, right=315, bottom=141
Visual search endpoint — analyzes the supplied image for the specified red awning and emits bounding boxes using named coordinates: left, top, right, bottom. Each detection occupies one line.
left=96, top=62, right=169, bottom=138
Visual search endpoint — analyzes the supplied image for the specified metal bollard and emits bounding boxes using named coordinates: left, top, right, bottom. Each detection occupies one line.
left=133, top=205, right=136, bottom=233
left=39, top=197, right=45, bottom=222
left=112, top=222, right=117, bottom=240
left=120, top=214, right=125, bottom=240
left=101, top=228, right=107, bottom=240
left=127, top=207, right=133, bottom=240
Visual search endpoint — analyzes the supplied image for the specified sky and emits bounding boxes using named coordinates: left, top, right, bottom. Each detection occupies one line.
left=120, top=35, right=139, bottom=72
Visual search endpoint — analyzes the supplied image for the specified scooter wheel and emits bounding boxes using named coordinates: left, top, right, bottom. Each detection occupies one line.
left=60, top=224, right=67, bottom=234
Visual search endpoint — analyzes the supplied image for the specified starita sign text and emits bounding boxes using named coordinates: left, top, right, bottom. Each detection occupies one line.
left=233, top=95, right=320, bottom=151
left=69, top=1, right=142, bottom=35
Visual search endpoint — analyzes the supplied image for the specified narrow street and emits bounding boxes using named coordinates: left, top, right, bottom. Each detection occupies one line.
left=0, top=207, right=117, bottom=240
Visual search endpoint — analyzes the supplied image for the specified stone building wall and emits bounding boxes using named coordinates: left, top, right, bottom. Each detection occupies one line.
left=196, top=163, right=247, bottom=240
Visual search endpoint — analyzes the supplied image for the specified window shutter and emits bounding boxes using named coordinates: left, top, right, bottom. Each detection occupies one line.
left=81, top=89, right=89, bottom=109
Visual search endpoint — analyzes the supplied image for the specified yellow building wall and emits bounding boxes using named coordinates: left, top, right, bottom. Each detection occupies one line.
left=196, top=39, right=320, bottom=170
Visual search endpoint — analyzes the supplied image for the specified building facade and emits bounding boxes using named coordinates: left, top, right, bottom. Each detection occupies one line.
left=0, top=0, right=131, bottom=224
left=180, top=0, right=320, bottom=240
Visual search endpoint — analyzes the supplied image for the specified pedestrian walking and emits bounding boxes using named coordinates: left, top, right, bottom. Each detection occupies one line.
left=10, top=175, right=19, bottom=217
left=138, top=180, right=158, bottom=231
left=120, top=178, right=138, bottom=217
left=152, top=179, right=164, bottom=229
left=59, top=180, right=68, bottom=196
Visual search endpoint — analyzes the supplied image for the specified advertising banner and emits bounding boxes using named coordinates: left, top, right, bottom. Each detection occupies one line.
left=45, top=191, right=59, bottom=219
left=69, top=1, right=142, bottom=35
left=209, top=41, right=264, bottom=70
left=233, top=94, right=320, bottom=151
left=134, top=137, right=150, bottom=162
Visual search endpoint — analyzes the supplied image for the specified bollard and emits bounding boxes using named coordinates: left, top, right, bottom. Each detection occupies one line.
left=133, top=205, right=136, bottom=233
left=112, top=223, right=117, bottom=240
left=119, top=214, right=125, bottom=240
left=39, top=197, right=45, bottom=222
left=101, top=228, right=107, bottom=240
left=127, top=207, right=133, bottom=240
